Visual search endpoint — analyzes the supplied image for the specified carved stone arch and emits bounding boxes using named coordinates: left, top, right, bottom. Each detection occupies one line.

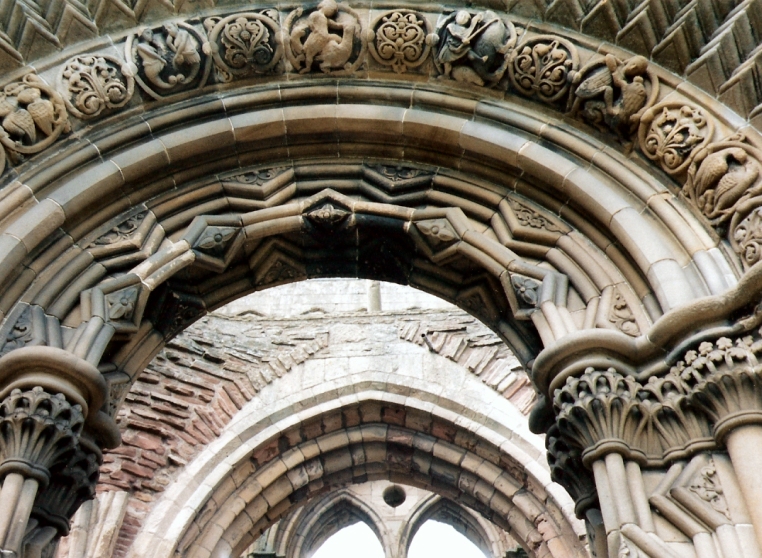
left=3, top=2, right=762, bottom=556
left=278, top=490, right=394, bottom=558
left=125, top=369, right=586, bottom=558
left=399, top=493, right=512, bottom=558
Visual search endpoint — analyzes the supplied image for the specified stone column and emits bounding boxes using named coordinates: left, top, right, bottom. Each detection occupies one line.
left=683, top=336, right=762, bottom=551
left=0, top=347, right=119, bottom=558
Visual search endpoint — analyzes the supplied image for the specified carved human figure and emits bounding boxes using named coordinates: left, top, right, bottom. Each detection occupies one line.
left=437, top=11, right=489, bottom=79
left=165, top=22, right=201, bottom=68
left=435, top=10, right=514, bottom=87
left=570, top=54, right=650, bottom=141
left=290, top=0, right=356, bottom=73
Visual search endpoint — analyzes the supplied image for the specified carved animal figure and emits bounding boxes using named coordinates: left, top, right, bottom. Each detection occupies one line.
left=136, top=30, right=170, bottom=88
left=692, top=147, right=761, bottom=223
left=291, top=0, right=354, bottom=73
left=0, top=97, right=35, bottom=144
left=571, top=54, right=649, bottom=139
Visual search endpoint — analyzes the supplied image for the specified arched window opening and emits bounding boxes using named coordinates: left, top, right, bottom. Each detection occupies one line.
left=408, top=520, right=487, bottom=558
left=311, top=523, right=384, bottom=558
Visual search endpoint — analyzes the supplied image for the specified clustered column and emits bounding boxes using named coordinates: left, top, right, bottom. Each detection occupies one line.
left=544, top=330, right=762, bottom=558
left=0, top=347, right=118, bottom=558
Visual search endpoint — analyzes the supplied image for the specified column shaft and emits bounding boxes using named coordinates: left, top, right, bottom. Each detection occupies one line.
left=725, top=424, right=762, bottom=550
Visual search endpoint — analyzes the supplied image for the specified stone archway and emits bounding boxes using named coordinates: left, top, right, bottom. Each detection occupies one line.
left=1, top=1, right=762, bottom=557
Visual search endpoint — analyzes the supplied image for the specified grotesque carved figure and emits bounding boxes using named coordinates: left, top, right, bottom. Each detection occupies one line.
left=434, top=10, right=515, bottom=87
left=286, top=0, right=363, bottom=74
left=570, top=54, right=655, bottom=143
left=129, top=22, right=209, bottom=99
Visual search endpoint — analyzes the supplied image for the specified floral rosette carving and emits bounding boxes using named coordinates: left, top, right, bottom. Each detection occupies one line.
left=433, top=10, right=516, bottom=87
left=638, top=102, right=714, bottom=176
left=509, top=36, right=578, bottom=104
left=57, top=55, right=135, bottom=119
left=203, top=10, right=283, bottom=81
left=284, top=0, right=366, bottom=75
left=0, top=74, right=69, bottom=172
left=367, top=10, right=436, bottom=74
left=126, top=21, right=211, bottom=100
left=568, top=53, right=658, bottom=144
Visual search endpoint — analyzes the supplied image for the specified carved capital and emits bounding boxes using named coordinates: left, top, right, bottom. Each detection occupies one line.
left=553, top=366, right=713, bottom=466
left=0, top=387, right=83, bottom=485
left=673, top=333, right=762, bottom=442
left=546, top=425, right=597, bottom=517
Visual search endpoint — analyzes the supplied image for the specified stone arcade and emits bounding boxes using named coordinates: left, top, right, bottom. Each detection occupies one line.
left=1, top=0, right=762, bottom=556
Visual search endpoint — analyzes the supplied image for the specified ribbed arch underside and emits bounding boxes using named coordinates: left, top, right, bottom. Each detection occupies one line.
left=0, top=82, right=735, bottom=413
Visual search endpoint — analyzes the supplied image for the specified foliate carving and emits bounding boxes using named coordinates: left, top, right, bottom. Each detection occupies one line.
left=732, top=207, right=762, bottom=268
left=33, top=446, right=100, bottom=535
left=689, top=460, right=730, bottom=519
left=374, top=165, right=427, bottom=181
left=0, top=74, right=69, bottom=170
left=507, top=199, right=564, bottom=233
left=684, top=134, right=762, bottom=227
left=569, top=54, right=658, bottom=143
left=546, top=425, right=597, bottom=517
left=1, top=307, right=37, bottom=356
left=87, top=211, right=147, bottom=247
left=608, top=288, right=640, bottom=337
left=554, top=367, right=713, bottom=465
left=0, top=387, right=84, bottom=483
left=127, top=22, right=210, bottom=100
left=305, top=203, right=351, bottom=228
left=284, top=0, right=366, bottom=75
left=203, top=11, right=283, bottom=81
left=259, top=259, right=306, bottom=286
left=671, top=332, right=762, bottom=439
left=105, top=287, right=139, bottom=322
left=415, top=219, right=460, bottom=250
left=193, top=226, right=238, bottom=257
left=638, top=103, right=713, bottom=176
left=367, top=10, right=435, bottom=74
left=511, top=275, right=540, bottom=308
left=509, top=36, right=578, bottom=104
left=226, top=167, right=289, bottom=185
left=434, top=10, right=516, bottom=87
left=57, top=55, right=135, bottom=119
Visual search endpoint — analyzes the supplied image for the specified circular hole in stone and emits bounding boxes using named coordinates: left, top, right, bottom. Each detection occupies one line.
left=382, top=484, right=406, bottom=508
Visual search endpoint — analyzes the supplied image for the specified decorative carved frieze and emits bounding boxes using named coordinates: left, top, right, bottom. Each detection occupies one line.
left=569, top=54, right=658, bottom=144
left=433, top=10, right=516, bottom=87
left=509, top=36, right=578, bottom=104
left=87, top=212, right=148, bottom=248
left=506, top=199, right=564, bottom=234
left=367, top=10, right=435, bottom=74
left=638, top=103, right=713, bottom=176
left=203, top=11, right=283, bottom=81
left=0, top=74, right=69, bottom=172
left=57, top=55, right=135, bottom=119
left=284, top=0, right=366, bottom=75
left=0, top=306, right=42, bottom=356
left=126, top=22, right=211, bottom=100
